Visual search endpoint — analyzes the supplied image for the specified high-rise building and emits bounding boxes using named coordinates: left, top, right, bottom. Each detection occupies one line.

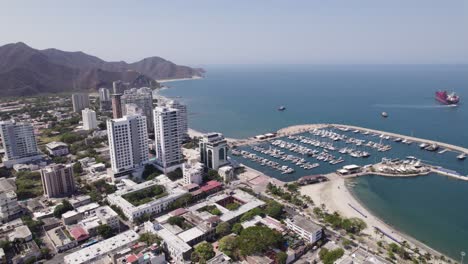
left=40, top=164, right=76, bottom=198
left=98, top=88, right=111, bottom=111
left=153, top=106, right=183, bottom=173
left=107, top=115, right=149, bottom=178
left=82, top=108, right=97, bottom=130
left=0, top=120, right=41, bottom=168
left=112, top=80, right=126, bottom=94
left=111, top=94, right=123, bottom=119
left=199, top=133, right=229, bottom=170
left=124, top=103, right=143, bottom=116
left=122, top=88, right=154, bottom=133
left=72, top=93, right=90, bottom=113
left=164, top=100, right=188, bottom=141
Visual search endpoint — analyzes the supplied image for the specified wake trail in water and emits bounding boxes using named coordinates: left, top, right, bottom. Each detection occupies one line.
left=373, top=104, right=456, bottom=109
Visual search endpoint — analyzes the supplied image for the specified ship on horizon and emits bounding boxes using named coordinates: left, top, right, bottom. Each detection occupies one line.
left=435, top=90, right=460, bottom=105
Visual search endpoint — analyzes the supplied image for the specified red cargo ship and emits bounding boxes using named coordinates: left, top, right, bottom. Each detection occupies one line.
left=435, top=91, right=460, bottom=105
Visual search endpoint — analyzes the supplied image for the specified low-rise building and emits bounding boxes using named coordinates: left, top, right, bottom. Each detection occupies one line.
left=107, top=176, right=188, bottom=222
left=64, top=230, right=140, bottom=264
left=69, top=195, right=92, bottom=208
left=46, top=226, right=78, bottom=253
left=284, top=215, right=322, bottom=244
left=8, top=225, right=32, bottom=242
left=182, top=161, right=204, bottom=185
left=45, top=141, right=69, bottom=156
left=0, top=178, right=20, bottom=223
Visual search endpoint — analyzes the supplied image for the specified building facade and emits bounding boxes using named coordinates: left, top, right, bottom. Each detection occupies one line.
left=72, top=93, right=90, bottom=113
left=41, top=164, right=76, bottom=198
left=285, top=215, right=323, bottom=244
left=0, top=178, right=21, bottom=223
left=164, top=99, right=188, bottom=141
left=182, top=161, right=204, bottom=185
left=82, top=108, right=97, bottom=130
left=121, top=88, right=154, bottom=133
left=98, top=87, right=111, bottom=111
left=45, top=141, right=69, bottom=156
left=0, top=120, right=41, bottom=168
left=153, top=106, right=183, bottom=173
left=199, top=133, right=229, bottom=170
left=107, top=115, right=149, bottom=178
left=111, top=94, right=123, bottom=119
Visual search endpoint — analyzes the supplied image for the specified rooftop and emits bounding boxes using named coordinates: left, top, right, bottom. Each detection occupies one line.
left=46, top=141, right=68, bottom=150
left=287, top=215, right=322, bottom=234
left=64, top=230, right=140, bottom=264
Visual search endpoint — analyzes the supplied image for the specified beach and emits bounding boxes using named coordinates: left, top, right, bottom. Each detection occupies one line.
left=157, top=76, right=202, bottom=83
left=300, top=173, right=449, bottom=259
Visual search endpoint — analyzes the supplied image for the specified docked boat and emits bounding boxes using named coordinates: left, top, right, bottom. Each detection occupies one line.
left=381, top=112, right=388, bottom=118
left=419, top=143, right=428, bottom=149
left=457, top=153, right=466, bottom=160
left=278, top=106, right=286, bottom=111
left=435, top=91, right=460, bottom=105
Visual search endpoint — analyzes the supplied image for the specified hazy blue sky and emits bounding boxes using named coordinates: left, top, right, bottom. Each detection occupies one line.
left=1, top=0, right=467, bottom=65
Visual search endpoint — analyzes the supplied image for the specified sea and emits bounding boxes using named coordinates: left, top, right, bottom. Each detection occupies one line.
left=160, top=64, right=468, bottom=258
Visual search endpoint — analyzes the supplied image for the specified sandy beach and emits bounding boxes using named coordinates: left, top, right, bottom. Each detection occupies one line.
left=300, top=173, right=448, bottom=259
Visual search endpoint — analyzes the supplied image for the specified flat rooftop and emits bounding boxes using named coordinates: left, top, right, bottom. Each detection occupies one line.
left=288, top=215, right=322, bottom=233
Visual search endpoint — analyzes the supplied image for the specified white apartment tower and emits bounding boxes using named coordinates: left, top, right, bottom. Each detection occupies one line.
left=0, top=120, right=41, bottom=168
left=71, top=93, right=90, bottom=113
left=164, top=100, right=188, bottom=141
left=107, top=115, right=149, bottom=178
left=199, top=133, right=229, bottom=170
left=82, top=108, right=97, bottom=130
left=153, top=106, right=183, bottom=173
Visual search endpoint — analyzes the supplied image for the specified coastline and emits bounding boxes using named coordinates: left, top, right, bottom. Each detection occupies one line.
left=299, top=173, right=452, bottom=260
left=157, top=76, right=203, bottom=83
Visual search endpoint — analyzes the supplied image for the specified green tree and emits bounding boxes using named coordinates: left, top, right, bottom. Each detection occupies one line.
left=216, top=222, right=231, bottom=237
left=142, top=164, right=161, bottom=180
left=168, top=216, right=185, bottom=227
left=319, top=248, right=345, bottom=264
left=97, top=224, right=114, bottom=239
left=167, top=168, right=183, bottom=181
left=218, top=236, right=238, bottom=258
left=276, top=251, right=288, bottom=264
left=232, top=223, right=243, bottom=235
left=53, top=200, right=73, bottom=218
left=139, top=232, right=161, bottom=245
left=265, top=200, right=284, bottom=219
left=237, top=226, right=283, bottom=256
left=73, top=162, right=83, bottom=174
left=195, top=242, right=215, bottom=261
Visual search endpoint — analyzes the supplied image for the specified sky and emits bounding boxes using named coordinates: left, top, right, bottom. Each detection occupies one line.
left=1, top=0, right=467, bottom=65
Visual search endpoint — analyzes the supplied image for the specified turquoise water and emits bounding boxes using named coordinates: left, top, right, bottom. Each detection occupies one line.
left=161, top=65, right=468, bottom=257
left=351, top=174, right=468, bottom=258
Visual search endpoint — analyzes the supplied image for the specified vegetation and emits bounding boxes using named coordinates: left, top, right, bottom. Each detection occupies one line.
left=134, top=213, right=151, bottom=225
left=97, top=224, right=115, bottom=239
left=319, top=248, right=345, bottom=264
left=265, top=200, right=284, bottom=219
left=267, top=182, right=306, bottom=207
left=182, top=136, right=200, bottom=149
left=21, top=216, right=44, bottom=234
left=314, top=208, right=367, bottom=235
left=167, top=168, right=183, bottom=181
left=225, top=203, right=240, bottom=211
left=110, top=204, right=128, bottom=221
left=232, top=223, right=243, bottom=235
left=198, top=205, right=222, bottom=216
left=218, top=235, right=238, bottom=258
left=15, top=171, right=43, bottom=200
left=215, top=222, right=231, bottom=237
left=60, top=132, right=84, bottom=144
left=167, top=216, right=192, bottom=230
left=204, top=169, right=222, bottom=182
left=53, top=200, right=73, bottom=218
left=82, top=180, right=117, bottom=202
left=276, top=251, right=288, bottom=264
left=139, top=232, right=161, bottom=245
left=167, top=193, right=193, bottom=210
left=142, top=164, right=162, bottom=181
left=122, top=185, right=167, bottom=206
left=237, top=226, right=283, bottom=256
left=72, top=162, right=83, bottom=174
left=240, top=207, right=263, bottom=222
left=194, top=242, right=215, bottom=262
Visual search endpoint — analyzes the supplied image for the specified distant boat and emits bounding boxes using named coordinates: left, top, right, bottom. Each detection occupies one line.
left=381, top=112, right=388, bottom=118
left=278, top=106, right=286, bottom=111
left=435, top=91, right=460, bottom=105
left=457, top=153, right=466, bottom=160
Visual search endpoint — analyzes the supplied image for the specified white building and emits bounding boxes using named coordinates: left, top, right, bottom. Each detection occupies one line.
left=45, top=141, right=69, bottom=156
left=107, top=176, right=187, bottom=222
left=199, top=133, right=229, bottom=170
left=82, top=108, right=97, bottom=130
left=98, top=87, right=111, bottom=111
left=122, top=88, right=154, bottom=132
left=0, top=120, right=41, bottom=168
left=64, top=230, right=140, bottom=264
left=71, top=93, right=90, bottom=113
left=285, top=215, right=323, bottom=244
left=153, top=106, right=184, bottom=173
left=182, top=161, right=204, bottom=185
left=107, top=115, right=149, bottom=179
left=0, top=178, right=21, bottom=223
left=164, top=100, right=188, bottom=141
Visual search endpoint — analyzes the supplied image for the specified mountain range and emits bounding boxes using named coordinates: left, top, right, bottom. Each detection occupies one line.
left=0, top=42, right=204, bottom=96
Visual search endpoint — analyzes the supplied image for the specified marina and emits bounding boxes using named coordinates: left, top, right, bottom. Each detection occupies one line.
left=230, top=124, right=467, bottom=181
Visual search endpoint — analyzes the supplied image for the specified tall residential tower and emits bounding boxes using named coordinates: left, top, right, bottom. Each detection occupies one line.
left=153, top=106, right=183, bottom=173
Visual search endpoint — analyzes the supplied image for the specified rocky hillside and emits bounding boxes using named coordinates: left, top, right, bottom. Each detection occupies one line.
left=0, top=42, right=204, bottom=96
